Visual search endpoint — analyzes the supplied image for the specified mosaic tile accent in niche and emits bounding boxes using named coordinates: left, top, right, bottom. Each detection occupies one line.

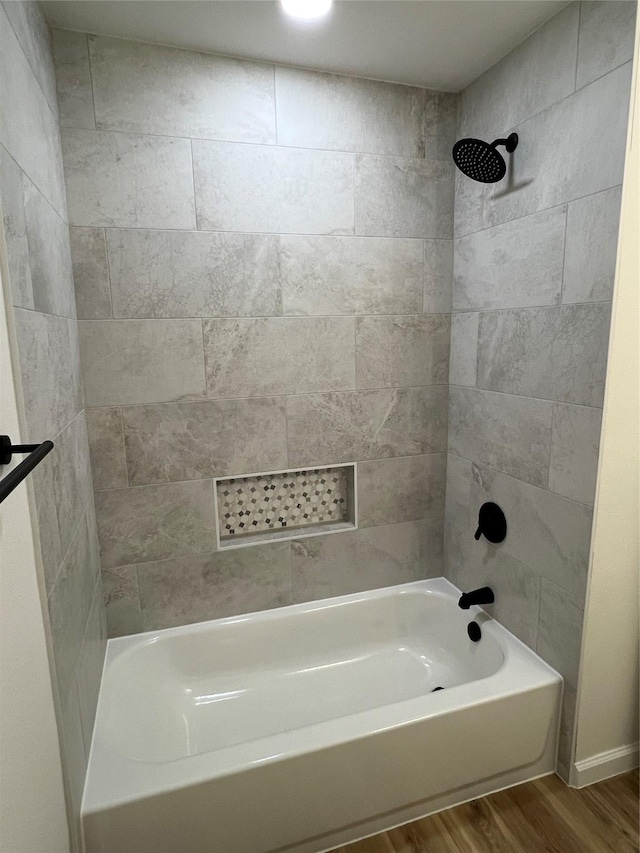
left=216, top=466, right=352, bottom=541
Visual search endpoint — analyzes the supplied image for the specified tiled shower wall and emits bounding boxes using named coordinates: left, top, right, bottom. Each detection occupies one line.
left=445, top=0, right=636, bottom=775
left=0, top=2, right=106, bottom=845
left=53, top=32, right=456, bottom=635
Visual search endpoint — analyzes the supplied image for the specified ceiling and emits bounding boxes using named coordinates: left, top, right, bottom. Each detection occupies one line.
left=42, top=0, right=569, bottom=93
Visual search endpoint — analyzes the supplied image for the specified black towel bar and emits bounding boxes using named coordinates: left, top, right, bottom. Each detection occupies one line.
left=0, top=435, right=54, bottom=504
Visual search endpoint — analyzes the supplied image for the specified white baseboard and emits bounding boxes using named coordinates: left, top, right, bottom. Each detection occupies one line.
left=570, top=742, right=639, bottom=787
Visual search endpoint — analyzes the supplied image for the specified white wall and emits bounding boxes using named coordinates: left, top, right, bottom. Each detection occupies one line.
left=572, top=12, right=640, bottom=787
left=0, top=269, right=69, bottom=851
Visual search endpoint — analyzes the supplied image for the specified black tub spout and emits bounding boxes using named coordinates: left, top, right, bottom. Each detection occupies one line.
left=458, top=587, right=495, bottom=610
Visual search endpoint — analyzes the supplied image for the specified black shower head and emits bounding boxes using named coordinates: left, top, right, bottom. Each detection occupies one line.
left=452, top=132, right=518, bottom=183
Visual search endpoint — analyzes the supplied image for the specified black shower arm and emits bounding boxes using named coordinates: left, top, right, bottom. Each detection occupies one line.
left=490, top=133, right=519, bottom=153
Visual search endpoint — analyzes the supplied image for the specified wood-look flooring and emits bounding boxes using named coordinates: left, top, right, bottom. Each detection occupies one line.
left=335, top=770, right=639, bottom=853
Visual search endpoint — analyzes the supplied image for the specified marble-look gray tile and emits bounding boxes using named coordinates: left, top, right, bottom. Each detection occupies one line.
left=95, top=480, right=216, bottom=569
left=122, top=398, right=287, bottom=485
left=69, top=227, right=112, bottom=319
left=22, top=176, right=76, bottom=318
left=471, top=465, right=592, bottom=601
left=425, top=92, right=458, bottom=160
left=0, top=7, right=67, bottom=215
left=204, top=317, right=355, bottom=399
left=536, top=579, right=584, bottom=688
left=445, top=520, right=541, bottom=648
left=423, top=239, right=453, bottom=314
left=0, top=144, right=33, bottom=309
left=57, top=680, right=87, bottom=840
left=85, top=407, right=128, bottom=490
left=355, top=154, right=454, bottom=238
left=47, top=508, right=99, bottom=698
left=51, top=29, right=95, bottom=129
left=287, top=386, right=448, bottom=466
left=291, top=519, right=439, bottom=603
left=138, top=544, right=292, bottom=630
left=107, top=229, right=281, bottom=319
left=562, top=187, right=623, bottom=304
left=275, top=66, right=426, bottom=157
left=75, top=576, right=107, bottom=756
left=358, top=454, right=446, bottom=528
left=449, top=313, right=478, bottom=387
left=31, top=454, right=63, bottom=593
left=444, top=453, right=473, bottom=530
left=78, top=319, right=206, bottom=407
left=355, top=315, right=449, bottom=389
left=193, top=141, right=354, bottom=235
left=102, top=565, right=142, bottom=638
left=449, top=387, right=553, bottom=488
left=576, top=0, right=637, bottom=90
left=549, top=403, right=602, bottom=507
left=90, top=35, right=275, bottom=143
left=453, top=206, right=566, bottom=311
left=61, top=128, right=195, bottom=229
left=51, top=412, right=94, bottom=561
left=459, top=4, right=579, bottom=141
left=2, top=0, right=58, bottom=111
left=456, top=62, right=632, bottom=236
left=477, top=304, right=611, bottom=407
left=281, top=235, right=423, bottom=316
left=13, top=309, right=83, bottom=441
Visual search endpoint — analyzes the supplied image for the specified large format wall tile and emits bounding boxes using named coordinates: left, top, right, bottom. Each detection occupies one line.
left=424, top=239, right=453, bottom=314
left=459, top=3, right=579, bottom=140
left=456, top=62, right=632, bottom=236
left=0, top=7, right=67, bottom=215
left=449, top=387, right=553, bottom=488
left=445, top=520, right=541, bottom=648
left=62, top=128, right=196, bottom=229
left=355, top=154, right=454, bottom=238
left=138, top=545, right=292, bottom=630
left=444, top=453, right=473, bottom=529
left=122, top=398, right=287, bottom=485
left=69, top=227, right=112, bottom=319
left=51, top=412, right=94, bottom=561
left=203, top=317, right=355, bottom=398
left=287, top=386, right=448, bottom=466
left=13, top=309, right=83, bottom=441
left=424, top=92, right=458, bottom=161
left=355, top=315, right=450, bottom=389
left=51, top=29, right=95, bottom=129
left=471, top=465, right=592, bottom=601
left=536, top=579, right=584, bottom=688
left=562, top=187, right=623, bottom=304
left=108, top=229, right=282, bottom=319
left=22, top=176, right=76, bottom=318
left=78, top=319, right=206, bottom=406
left=85, top=407, right=128, bottom=491
left=280, top=235, right=423, bottom=316
left=576, top=0, right=637, bottom=90
left=75, top=576, right=107, bottom=755
left=358, top=454, right=446, bottom=528
left=275, top=66, right=426, bottom=157
left=453, top=206, right=566, bottom=311
left=90, top=35, right=275, bottom=143
left=2, top=0, right=58, bottom=111
left=449, top=313, right=478, bottom=387
left=102, top=565, right=142, bottom=638
left=95, top=480, right=216, bottom=568
left=476, top=304, right=611, bottom=407
left=291, top=520, right=438, bottom=603
left=193, top=141, right=354, bottom=235
left=0, top=145, right=33, bottom=309
left=548, top=403, right=602, bottom=506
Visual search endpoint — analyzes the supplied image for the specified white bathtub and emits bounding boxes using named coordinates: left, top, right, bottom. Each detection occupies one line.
left=82, top=578, right=562, bottom=853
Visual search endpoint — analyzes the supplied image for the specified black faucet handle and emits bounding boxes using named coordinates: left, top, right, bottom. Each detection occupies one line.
left=474, top=525, right=482, bottom=540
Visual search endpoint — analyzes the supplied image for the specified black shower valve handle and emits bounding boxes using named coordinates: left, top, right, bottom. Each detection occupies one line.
left=474, top=502, right=507, bottom=544
left=474, top=525, right=483, bottom=541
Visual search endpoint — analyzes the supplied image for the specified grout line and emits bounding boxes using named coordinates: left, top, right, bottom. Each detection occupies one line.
left=189, top=139, right=197, bottom=227
left=102, top=227, right=115, bottom=318
left=273, top=64, right=278, bottom=145
left=85, top=32, right=98, bottom=130
left=559, top=200, right=570, bottom=306
left=574, top=2, right=582, bottom=93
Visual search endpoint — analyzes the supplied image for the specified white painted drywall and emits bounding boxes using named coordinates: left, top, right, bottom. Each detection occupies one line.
left=572, top=13, right=640, bottom=785
left=0, top=269, right=69, bottom=850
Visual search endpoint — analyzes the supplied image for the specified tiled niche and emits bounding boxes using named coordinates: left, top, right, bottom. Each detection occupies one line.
left=215, top=464, right=357, bottom=549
